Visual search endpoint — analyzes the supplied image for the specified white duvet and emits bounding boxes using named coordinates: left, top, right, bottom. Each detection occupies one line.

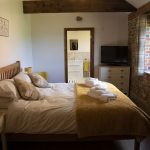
left=6, top=83, right=77, bottom=134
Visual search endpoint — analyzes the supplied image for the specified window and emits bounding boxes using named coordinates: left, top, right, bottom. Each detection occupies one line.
left=138, top=14, right=150, bottom=75
left=144, top=15, right=150, bottom=72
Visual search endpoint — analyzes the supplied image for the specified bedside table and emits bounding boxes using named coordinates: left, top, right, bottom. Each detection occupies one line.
left=0, top=112, right=7, bottom=150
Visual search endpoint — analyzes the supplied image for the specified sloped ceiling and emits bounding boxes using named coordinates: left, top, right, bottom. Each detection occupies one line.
left=126, top=0, right=149, bottom=8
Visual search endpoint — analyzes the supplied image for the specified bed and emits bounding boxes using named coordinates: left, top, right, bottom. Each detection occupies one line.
left=0, top=61, right=150, bottom=150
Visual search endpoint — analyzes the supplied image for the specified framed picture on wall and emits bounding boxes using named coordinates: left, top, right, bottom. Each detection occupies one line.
left=70, top=39, right=78, bottom=50
left=0, top=17, right=9, bottom=37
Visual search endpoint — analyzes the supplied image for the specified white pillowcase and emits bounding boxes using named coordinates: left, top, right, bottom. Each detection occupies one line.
left=13, top=72, right=31, bottom=83
left=0, top=79, right=20, bottom=101
left=14, top=78, right=40, bottom=100
left=28, top=73, right=49, bottom=88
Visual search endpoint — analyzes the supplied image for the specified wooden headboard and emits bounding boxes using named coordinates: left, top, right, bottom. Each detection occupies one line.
left=0, top=61, right=21, bottom=81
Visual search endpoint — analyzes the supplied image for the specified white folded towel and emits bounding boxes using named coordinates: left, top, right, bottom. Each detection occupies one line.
left=90, top=89, right=110, bottom=96
left=90, top=85, right=108, bottom=93
left=86, top=77, right=98, bottom=81
left=88, top=91, right=117, bottom=102
left=85, top=78, right=108, bottom=89
left=101, top=93, right=117, bottom=101
left=87, top=80, right=117, bottom=102
left=92, top=83, right=107, bottom=90
left=85, top=78, right=99, bottom=87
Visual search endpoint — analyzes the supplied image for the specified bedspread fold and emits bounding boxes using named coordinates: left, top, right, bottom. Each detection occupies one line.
left=75, top=83, right=150, bottom=138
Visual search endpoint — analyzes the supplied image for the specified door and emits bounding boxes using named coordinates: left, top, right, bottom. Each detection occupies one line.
left=64, top=28, right=94, bottom=83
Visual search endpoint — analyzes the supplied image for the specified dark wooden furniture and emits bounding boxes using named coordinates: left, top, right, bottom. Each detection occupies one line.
left=23, top=0, right=137, bottom=14
left=0, top=61, right=145, bottom=150
left=0, top=61, right=20, bottom=81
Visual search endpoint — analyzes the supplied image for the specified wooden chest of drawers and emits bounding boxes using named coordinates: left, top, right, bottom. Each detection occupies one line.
left=99, top=66, right=130, bottom=95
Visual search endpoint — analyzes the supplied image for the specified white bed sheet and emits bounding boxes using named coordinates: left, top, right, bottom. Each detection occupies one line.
left=6, top=83, right=77, bottom=134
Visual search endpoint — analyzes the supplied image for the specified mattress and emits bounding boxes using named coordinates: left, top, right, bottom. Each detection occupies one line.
left=6, top=82, right=150, bottom=137
left=6, top=83, right=77, bottom=134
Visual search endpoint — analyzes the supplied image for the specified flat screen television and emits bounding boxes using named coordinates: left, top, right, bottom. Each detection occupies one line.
left=101, top=46, right=129, bottom=65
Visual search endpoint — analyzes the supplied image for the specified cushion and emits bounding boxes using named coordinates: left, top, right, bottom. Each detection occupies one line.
left=14, top=72, right=31, bottom=83
left=28, top=73, right=49, bottom=88
left=0, top=79, right=20, bottom=101
left=37, top=72, right=48, bottom=80
left=14, top=79, right=40, bottom=100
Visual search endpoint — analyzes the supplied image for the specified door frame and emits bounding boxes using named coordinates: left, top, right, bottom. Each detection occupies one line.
left=64, top=27, right=94, bottom=83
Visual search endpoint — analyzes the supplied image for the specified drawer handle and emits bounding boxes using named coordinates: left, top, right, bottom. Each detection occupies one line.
left=120, top=76, right=124, bottom=78
left=120, top=70, right=124, bottom=72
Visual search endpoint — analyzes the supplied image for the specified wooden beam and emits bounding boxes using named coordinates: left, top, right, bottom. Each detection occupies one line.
left=23, top=0, right=137, bottom=14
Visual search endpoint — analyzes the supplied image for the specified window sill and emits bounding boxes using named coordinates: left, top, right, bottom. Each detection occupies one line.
left=144, top=71, right=150, bottom=75
left=144, top=72, right=150, bottom=80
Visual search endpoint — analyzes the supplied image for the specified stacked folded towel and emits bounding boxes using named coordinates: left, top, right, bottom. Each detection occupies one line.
left=88, top=85, right=117, bottom=102
left=85, top=78, right=108, bottom=89
left=85, top=78, right=100, bottom=87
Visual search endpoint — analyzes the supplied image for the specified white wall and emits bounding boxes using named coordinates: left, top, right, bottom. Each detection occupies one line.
left=0, top=0, right=32, bottom=69
left=67, top=31, right=90, bottom=52
left=31, top=13, right=128, bottom=82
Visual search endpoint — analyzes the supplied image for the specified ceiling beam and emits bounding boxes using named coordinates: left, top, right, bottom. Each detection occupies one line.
left=23, top=0, right=137, bottom=14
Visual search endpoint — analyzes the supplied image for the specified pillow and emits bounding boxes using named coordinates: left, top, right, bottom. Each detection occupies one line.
left=14, top=79, right=40, bottom=100
left=28, top=73, right=49, bottom=88
left=14, top=72, right=31, bottom=83
left=0, top=79, right=20, bottom=101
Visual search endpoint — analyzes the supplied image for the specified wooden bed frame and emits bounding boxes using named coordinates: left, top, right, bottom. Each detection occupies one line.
left=0, top=61, right=144, bottom=150
left=0, top=61, right=20, bottom=81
